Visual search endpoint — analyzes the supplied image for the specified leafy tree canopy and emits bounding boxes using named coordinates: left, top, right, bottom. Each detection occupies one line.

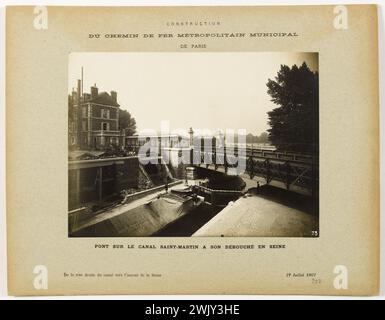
left=246, top=132, right=269, bottom=144
left=119, top=109, right=137, bottom=136
left=266, top=62, right=319, bottom=154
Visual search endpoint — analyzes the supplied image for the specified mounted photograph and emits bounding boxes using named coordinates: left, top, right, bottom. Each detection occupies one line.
left=6, top=5, right=380, bottom=296
left=67, top=52, right=319, bottom=237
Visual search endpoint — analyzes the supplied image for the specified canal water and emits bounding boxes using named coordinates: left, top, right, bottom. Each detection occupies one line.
left=153, top=202, right=223, bottom=236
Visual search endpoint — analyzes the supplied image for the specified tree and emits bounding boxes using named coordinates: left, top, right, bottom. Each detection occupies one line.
left=119, top=109, right=137, bottom=136
left=257, top=132, right=269, bottom=144
left=266, top=62, right=319, bottom=153
left=246, top=132, right=269, bottom=144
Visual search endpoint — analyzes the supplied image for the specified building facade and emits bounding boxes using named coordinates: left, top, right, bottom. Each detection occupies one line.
left=69, top=79, right=121, bottom=150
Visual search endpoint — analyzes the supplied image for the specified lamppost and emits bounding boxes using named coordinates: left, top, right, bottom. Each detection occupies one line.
left=188, top=127, right=194, bottom=147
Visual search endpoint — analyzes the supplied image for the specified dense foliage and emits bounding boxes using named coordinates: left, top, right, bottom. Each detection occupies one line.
left=266, top=62, right=319, bottom=154
left=119, top=109, right=137, bottom=136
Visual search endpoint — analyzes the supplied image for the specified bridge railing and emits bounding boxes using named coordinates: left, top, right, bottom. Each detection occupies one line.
left=196, top=185, right=244, bottom=206
left=191, top=147, right=318, bottom=196
left=121, top=143, right=318, bottom=195
left=125, top=144, right=317, bottom=163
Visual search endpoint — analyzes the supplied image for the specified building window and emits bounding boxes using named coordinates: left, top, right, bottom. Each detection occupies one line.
left=101, top=109, right=110, bottom=119
left=82, top=107, right=87, bottom=118
left=82, top=120, right=87, bottom=131
left=101, top=122, right=109, bottom=131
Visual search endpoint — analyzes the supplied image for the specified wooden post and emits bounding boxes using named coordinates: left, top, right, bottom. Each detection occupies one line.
left=311, top=164, right=316, bottom=197
left=248, top=156, right=254, bottom=179
left=213, top=149, right=216, bottom=170
left=190, top=147, right=193, bottom=166
left=286, top=162, right=290, bottom=190
left=76, top=169, right=81, bottom=207
left=98, top=167, right=103, bottom=202
left=265, top=159, right=270, bottom=184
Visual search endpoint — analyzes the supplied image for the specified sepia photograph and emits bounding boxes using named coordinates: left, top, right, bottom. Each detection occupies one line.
left=4, top=3, right=381, bottom=297
left=68, top=52, right=319, bottom=237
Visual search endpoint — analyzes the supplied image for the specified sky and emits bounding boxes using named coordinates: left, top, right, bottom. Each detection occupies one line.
left=68, top=52, right=318, bottom=136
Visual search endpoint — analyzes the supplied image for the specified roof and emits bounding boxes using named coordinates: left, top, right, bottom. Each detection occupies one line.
left=68, top=150, right=106, bottom=160
left=126, top=134, right=181, bottom=139
left=88, top=92, right=120, bottom=107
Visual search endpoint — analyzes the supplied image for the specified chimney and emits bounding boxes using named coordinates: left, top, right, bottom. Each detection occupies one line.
left=76, top=79, right=82, bottom=148
left=91, top=84, right=98, bottom=99
left=189, top=127, right=194, bottom=147
left=77, top=79, right=81, bottom=103
left=71, top=88, right=76, bottom=103
left=110, top=91, right=117, bottom=103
